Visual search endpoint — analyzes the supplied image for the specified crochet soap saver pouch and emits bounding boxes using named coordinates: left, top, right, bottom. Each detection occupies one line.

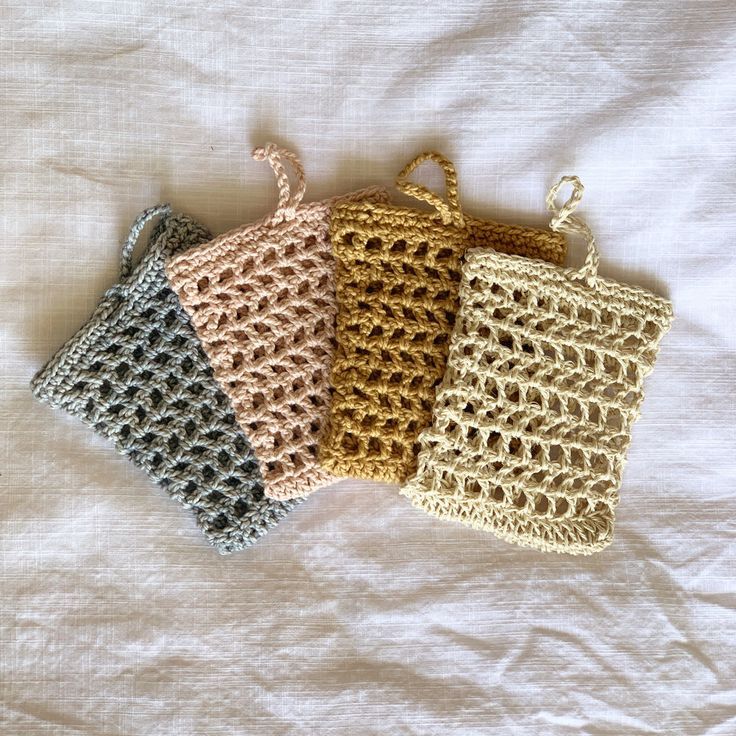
left=319, top=152, right=568, bottom=485
left=401, top=178, right=674, bottom=555
left=166, top=144, right=388, bottom=500
left=31, top=205, right=297, bottom=554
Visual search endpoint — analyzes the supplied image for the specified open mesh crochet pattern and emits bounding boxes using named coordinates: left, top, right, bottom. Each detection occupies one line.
left=31, top=205, right=297, bottom=554
left=166, top=144, right=388, bottom=500
left=401, top=178, right=674, bottom=555
left=319, top=152, right=568, bottom=485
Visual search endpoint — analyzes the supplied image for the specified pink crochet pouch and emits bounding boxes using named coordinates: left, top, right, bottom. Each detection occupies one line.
left=166, top=143, right=388, bottom=500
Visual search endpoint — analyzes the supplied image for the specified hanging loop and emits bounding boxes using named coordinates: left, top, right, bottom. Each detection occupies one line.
left=252, top=143, right=307, bottom=223
left=546, top=175, right=599, bottom=285
left=395, top=151, right=465, bottom=228
left=119, top=204, right=172, bottom=280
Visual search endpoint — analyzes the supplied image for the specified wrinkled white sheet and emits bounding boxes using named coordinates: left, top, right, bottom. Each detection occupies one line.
left=2, top=1, right=735, bottom=734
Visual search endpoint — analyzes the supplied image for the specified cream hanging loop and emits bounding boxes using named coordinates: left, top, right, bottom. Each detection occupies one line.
left=546, top=175, right=599, bottom=285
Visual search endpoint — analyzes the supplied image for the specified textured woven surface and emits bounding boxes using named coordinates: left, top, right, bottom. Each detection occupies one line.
left=402, top=178, right=674, bottom=554
left=320, top=152, right=568, bottom=484
left=5, top=3, right=736, bottom=732
left=31, top=206, right=297, bottom=554
left=167, top=144, right=388, bottom=500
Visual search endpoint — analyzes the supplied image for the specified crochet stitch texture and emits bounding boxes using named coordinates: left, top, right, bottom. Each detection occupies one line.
left=166, top=144, right=389, bottom=500
left=319, top=152, right=568, bottom=485
left=401, top=178, right=674, bottom=554
left=31, top=205, right=297, bottom=554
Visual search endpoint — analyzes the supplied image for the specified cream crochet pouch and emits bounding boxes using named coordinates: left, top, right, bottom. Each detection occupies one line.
left=166, top=144, right=388, bottom=500
left=402, top=177, right=673, bottom=555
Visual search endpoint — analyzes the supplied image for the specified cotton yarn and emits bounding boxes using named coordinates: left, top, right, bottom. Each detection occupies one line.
left=32, top=154, right=673, bottom=558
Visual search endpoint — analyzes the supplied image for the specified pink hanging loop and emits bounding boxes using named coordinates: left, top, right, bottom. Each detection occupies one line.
left=252, top=143, right=308, bottom=223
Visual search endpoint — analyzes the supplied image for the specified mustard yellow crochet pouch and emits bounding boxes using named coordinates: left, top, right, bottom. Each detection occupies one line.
left=402, top=177, right=674, bottom=555
left=319, top=152, right=567, bottom=485
left=166, top=143, right=387, bottom=501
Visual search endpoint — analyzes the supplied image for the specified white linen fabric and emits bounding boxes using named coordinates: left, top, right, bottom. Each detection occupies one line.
left=1, top=1, right=735, bottom=734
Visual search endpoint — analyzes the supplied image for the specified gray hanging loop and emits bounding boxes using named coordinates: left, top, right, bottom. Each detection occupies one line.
left=119, top=204, right=173, bottom=279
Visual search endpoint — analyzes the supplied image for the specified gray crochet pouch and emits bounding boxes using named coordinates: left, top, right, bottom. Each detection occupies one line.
left=31, top=204, right=298, bottom=554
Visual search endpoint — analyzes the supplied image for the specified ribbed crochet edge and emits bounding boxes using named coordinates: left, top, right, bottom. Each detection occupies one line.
left=464, top=248, right=674, bottom=317
left=261, top=465, right=336, bottom=501
left=209, top=496, right=303, bottom=555
left=400, top=487, right=614, bottom=556
left=318, top=453, right=407, bottom=487
left=166, top=186, right=389, bottom=279
left=328, top=200, right=569, bottom=266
